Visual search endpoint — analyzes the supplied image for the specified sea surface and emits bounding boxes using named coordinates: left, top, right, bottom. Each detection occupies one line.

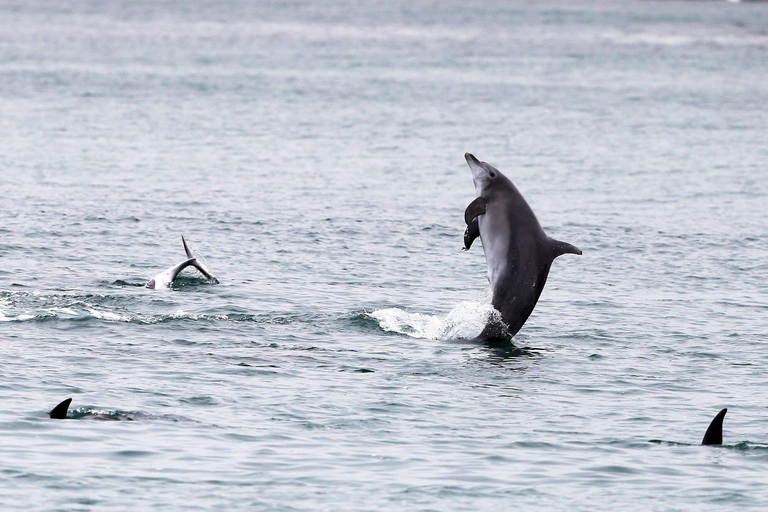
left=1, top=1, right=768, bottom=510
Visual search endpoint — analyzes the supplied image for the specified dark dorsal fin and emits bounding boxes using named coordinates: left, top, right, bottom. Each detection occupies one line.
left=464, top=197, right=486, bottom=226
left=701, top=408, right=727, bottom=446
left=49, top=398, right=72, bottom=419
left=182, top=235, right=194, bottom=259
left=463, top=217, right=480, bottom=251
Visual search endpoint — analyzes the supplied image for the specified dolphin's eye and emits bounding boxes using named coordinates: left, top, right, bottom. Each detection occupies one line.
left=489, top=172, right=496, bottom=178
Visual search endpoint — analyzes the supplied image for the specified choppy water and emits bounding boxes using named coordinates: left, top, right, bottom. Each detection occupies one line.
left=2, top=0, right=768, bottom=510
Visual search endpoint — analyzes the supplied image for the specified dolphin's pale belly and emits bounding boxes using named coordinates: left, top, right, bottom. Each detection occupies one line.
left=477, top=213, right=511, bottom=290
left=150, top=267, right=176, bottom=289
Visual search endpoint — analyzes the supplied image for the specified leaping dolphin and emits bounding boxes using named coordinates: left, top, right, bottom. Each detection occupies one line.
left=146, top=236, right=219, bottom=289
left=463, top=153, right=581, bottom=341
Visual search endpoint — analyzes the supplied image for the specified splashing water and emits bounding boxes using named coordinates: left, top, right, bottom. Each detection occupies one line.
left=369, top=301, right=501, bottom=340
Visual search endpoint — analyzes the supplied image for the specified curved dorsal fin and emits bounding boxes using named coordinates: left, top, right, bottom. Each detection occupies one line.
left=701, top=408, right=727, bottom=445
left=49, top=398, right=72, bottom=419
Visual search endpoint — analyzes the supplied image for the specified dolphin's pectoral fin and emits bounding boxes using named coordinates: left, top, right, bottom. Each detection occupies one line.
left=50, top=398, right=72, bottom=419
left=550, top=238, right=582, bottom=258
left=701, top=408, right=727, bottom=446
left=463, top=218, right=480, bottom=251
left=464, top=197, right=486, bottom=226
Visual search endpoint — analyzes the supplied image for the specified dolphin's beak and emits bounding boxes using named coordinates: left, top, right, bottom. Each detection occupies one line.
left=465, top=153, right=489, bottom=193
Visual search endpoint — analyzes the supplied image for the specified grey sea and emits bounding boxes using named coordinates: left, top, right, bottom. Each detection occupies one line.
left=2, top=0, right=768, bottom=510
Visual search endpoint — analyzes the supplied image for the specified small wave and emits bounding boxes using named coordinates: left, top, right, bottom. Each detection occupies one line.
left=110, top=280, right=146, bottom=287
left=597, top=31, right=768, bottom=48
left=0, top=290, right=222, bottom=324
left=368, top=302, right=501, bottom=340
left=346, top=311, right=388, bottom=333
left=0, top=290, right=317, bottom=325
left=648, top=440, right=768, bottom=453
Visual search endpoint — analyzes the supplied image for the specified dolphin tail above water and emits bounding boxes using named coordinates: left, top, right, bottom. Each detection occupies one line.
left=181, top=235, right=195, bottom=259
left=146, top=236, right=219, bottom=289
left=49, top=398, right=72, bottom=419
left=701, top=408, right=727, bottom=446
left=463, top=153, right=581, bottom=341
left=181, top=235, right=217, bottom=282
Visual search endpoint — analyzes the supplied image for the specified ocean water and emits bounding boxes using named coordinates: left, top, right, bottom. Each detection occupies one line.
left=1, top=0, right=768, bottom=510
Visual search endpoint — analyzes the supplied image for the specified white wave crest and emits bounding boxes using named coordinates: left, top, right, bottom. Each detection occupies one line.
left=87, top=308, right=128, bottom=322
left=369, top=301, right=501, bottom=340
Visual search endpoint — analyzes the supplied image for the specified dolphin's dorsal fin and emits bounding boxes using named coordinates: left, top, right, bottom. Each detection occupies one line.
left=549, top=238, right=582, bottom=258
left=464, top=197, right=486, bottom=226
left=701, top=408, right=727, bottom=445
left=50, top=398, right=72, bottom=419
left=463, top=217, right=480, bottom=251
left=182, top=235, right=194, bottom=259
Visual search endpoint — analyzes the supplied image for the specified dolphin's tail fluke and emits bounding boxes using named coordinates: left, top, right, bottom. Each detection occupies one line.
left=50, top=398, right=72, bottom=419
left=701, top=408, right=727, bottom=445
left=182, top=235, right=194, bottom=259
left=181, top=236, right=218, bottom=284
left=190, top=259, right=219, bottom=284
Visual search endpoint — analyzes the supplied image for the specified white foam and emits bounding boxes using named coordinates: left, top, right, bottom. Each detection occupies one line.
left=370, top=301, right=501, bottom=341
left=170, top=309, right=228, bottom=321
left=595, top=30, right=768, bottom=48
left=87, top=308, right=125, bottom=322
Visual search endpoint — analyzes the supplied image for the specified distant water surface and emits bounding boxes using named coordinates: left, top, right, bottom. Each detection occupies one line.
left=1, top=1, right=768, bottom=510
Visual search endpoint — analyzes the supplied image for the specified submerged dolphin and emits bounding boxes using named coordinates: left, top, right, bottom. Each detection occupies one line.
left=463, top=153, right=581, bottom=340
left=48, top=398, right=193, bottom=421
left=146, top=236, right=219, bottom=289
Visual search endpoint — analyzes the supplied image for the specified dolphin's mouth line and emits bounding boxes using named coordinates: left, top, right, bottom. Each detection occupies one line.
left=465, top=152, right=481, bottom=165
